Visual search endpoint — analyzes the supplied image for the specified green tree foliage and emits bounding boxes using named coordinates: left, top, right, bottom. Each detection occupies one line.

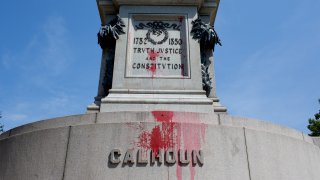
left=308, top=99, right=320, bottom=136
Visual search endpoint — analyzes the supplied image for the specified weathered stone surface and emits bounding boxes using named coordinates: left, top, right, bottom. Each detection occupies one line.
left=1, top=112, right=319, bottom=180
left=63, top=123, right=169, bottom=180
left=219, top=114, right=306, bottom=142
left=167, top=126, right=250, bottom=180
left=62, top=122, right=249, bottom=179
left=8, top=113, right=96, bottom=137
left=0, top=127, right=69, bottom=180
left=312, top=137, right=320, bottom=148
left=303, top=133, right=314, bottom=144
left=245, top=129, right=320, bottom=180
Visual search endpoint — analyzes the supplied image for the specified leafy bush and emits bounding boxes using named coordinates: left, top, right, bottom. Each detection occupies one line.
left=308, top=99, right=320, bottom=136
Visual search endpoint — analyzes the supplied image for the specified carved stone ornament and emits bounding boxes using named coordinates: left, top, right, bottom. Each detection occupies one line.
left=96, top=15, right=126, bottom=99
left=191, top=18, right=222, bottom=97
left=201, top=64, right=212, bottom=97
left=98, top=16, right=126, bottom=49
left=191, top=18, right=222, bottom=51
left=135, top=21, right=181, bottom=45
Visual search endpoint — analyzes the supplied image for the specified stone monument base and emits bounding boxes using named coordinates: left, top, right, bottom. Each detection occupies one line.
left=88, top=90, right=227, bottom=113
left=100, top=89, right=218, bottom=113
left=1, top=111, right=319, bottom=180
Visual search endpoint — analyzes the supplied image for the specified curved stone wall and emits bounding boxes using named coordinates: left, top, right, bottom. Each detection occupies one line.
left=0, top=112, right=319, bottom=180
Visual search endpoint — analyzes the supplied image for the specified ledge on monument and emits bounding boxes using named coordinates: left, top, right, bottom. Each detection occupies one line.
left=0, top=111, right=315, bottom=146
left=98, top=0, right=218, bottom=10
left=0, top=113, right=97, bottom=140
left=219, top=114, right=314, bottom=144
left=99, top=89, right=217, bottom=113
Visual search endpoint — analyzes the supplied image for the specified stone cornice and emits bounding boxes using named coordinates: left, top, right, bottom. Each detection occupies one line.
left=96, top=0, right=220, bottom=25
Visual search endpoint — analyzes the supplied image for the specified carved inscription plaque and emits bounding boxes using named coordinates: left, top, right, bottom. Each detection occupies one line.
left=126, top=15, right=190, bottom=78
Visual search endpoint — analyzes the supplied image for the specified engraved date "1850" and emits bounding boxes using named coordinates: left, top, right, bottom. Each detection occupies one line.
left=133, top=37, right=182, bottom=45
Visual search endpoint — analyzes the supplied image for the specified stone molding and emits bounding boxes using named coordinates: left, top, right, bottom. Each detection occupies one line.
left=97, top=0, right=220, bottom=25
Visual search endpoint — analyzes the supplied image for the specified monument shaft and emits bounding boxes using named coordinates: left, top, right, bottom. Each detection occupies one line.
left=87, top=0, right=227, bottom=113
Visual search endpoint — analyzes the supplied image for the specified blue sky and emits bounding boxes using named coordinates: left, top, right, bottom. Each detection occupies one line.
left=0, top=0, right=319, bottom=133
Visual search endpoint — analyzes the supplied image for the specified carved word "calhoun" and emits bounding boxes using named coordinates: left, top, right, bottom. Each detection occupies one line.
left=109, top=149, right=203, bottom=166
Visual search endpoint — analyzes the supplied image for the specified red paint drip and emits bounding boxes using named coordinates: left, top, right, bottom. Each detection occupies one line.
left=180, top=64, right=185, bottom=76
left=174, top=112, right=207, bottom=180
left=178, top=16, right=184, bottom=23
left=149, top=64, right=156, bottom=74
left=147, top=51, right=160, bottom=78
left=176, top=123, right=183, bottom=180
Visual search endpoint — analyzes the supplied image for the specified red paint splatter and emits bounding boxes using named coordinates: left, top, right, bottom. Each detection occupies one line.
left=152, top=111, right=173, bottom=123
left=147, top=51, right=160, bottom=61
left=150, top=126, right=162, bottom=154
left=133, top=111, right=207, bottom=180
left=136, top=111, right=176, bottom=153
left=178, top=16, right=184, bottom=23
left=138, top=131, right=151, bottom=149
left=152, top=111, right=175, bottom=152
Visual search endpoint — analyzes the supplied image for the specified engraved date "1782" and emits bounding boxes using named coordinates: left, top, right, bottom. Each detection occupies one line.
left=133, top=37, right=183, bottom=45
